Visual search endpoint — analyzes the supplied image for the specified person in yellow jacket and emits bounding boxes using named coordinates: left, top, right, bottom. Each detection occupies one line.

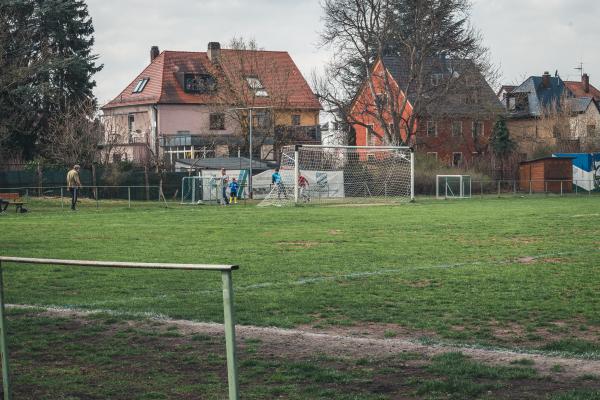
left=66, top=164, right=82, bottom=210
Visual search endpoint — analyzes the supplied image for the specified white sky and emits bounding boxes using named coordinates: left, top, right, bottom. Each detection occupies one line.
left=88, top=0, right=600, bottom=105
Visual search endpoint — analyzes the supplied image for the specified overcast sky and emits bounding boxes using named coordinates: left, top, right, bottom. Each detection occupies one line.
left=88, top=0, right=600, bottom=105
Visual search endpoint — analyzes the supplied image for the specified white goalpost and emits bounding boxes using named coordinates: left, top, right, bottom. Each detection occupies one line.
left=258, top=145, right=414, bottom=207
left=436, top=175, right=472, bottom=199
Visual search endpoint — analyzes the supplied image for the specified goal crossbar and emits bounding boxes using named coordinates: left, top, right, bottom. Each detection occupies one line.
left=0, top=256, right=241, bottom=400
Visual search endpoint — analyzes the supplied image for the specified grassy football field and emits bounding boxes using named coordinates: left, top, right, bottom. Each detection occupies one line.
left=2, top=197, right=600, bottom=399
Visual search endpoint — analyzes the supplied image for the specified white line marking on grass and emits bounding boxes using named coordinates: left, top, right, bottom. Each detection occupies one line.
left=7, top=303, right=600, bottom=377
left=226, top=249, right=597, bottom=294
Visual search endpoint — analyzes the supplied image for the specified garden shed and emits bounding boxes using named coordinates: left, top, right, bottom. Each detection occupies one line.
left=519, top=157, right=574, bottom=193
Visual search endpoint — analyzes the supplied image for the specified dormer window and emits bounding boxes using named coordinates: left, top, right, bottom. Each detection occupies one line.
left=246, top=76, right=268, bottom=97
left=132, top=78, right=149, bottom=93
left=184, top=73, right=216, bottom=93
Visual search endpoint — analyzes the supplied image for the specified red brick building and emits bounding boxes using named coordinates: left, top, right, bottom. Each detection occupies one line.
left=350, top=56, right=503, bottom=166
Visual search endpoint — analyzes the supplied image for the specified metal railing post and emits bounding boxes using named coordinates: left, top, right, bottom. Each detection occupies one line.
left=497, top=181, right=501, bottom=197
left=96, top=186, right=99, bottom=209
left=221, top=270, right=240, bottom=400
left=60, top=187, right=64, bottom=210
left=0, top=261, right=12, bottom=400
left=560, top=181, right=563, bottom=196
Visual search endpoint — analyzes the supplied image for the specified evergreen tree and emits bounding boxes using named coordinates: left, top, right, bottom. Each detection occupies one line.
left=0, top=0, right=102, bottom=161
left=490, top=116, right=515, bottom=179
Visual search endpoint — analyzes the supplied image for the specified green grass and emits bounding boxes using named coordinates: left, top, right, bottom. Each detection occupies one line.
left=2, top=196, right=600, bottom=354
left=5, top=309, right=599, bottom=399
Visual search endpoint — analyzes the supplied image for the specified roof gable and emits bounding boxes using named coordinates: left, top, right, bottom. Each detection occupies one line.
left=564, top=80, right=600, bottom=100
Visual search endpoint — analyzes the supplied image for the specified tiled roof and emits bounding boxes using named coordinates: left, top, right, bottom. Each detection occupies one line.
left=103, top=49, right=320, bottom=110
left=564, top=80, right=600, bottom=100
left=219, top=50, right=322, bottom=109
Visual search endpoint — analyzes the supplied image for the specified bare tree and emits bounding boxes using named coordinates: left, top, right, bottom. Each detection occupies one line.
left=45, top=99, right=102, bottom=167
left=215, top=37, right=296, bottom=156
left=317, top=0, right=496, bottom=145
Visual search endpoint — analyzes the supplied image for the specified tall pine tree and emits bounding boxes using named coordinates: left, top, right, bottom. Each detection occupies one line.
left=490, top=116, right=515, bottom=179
left=0, top=0, right=102, bottom=161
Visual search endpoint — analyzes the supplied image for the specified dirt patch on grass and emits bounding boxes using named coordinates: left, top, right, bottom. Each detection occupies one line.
left=328, top=229, right=343, bottom=235
left=18, top=306, right=600, bottom=380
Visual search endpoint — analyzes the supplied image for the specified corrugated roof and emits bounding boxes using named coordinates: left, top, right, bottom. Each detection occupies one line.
left=566, top=97, right=593, bottom=114
left=175, top=157, right=272, bottom=170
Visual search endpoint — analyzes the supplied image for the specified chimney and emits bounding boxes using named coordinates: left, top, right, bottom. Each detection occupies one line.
left=583, top=73, right=590, bottom=93
left=542, top=71, right=551, bottom=89
left=208, top=42, right=221, bottom=63
left=150, top=46, right=160, bottom=62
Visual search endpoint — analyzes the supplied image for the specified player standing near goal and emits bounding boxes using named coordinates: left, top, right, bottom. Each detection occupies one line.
left=66, top=164, right=82, bottom=211
left=219, top=168, right=229, bottom=205
left=298, top=174, right=310, bottom=202
left=272, top=167, right=286, bottom=199
left=229, top=178, right=239, bottom=204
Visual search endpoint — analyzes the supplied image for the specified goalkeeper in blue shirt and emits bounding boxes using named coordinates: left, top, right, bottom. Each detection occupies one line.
left=272, top=167, right=286, bottom=199
left=229, top=178, right=239, bottom=204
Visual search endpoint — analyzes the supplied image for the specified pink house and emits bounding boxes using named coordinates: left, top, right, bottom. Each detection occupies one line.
left=101, top=42, right=321, bottom=165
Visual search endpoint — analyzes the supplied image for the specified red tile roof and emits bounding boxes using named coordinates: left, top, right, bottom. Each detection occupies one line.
left=103, top=49, right=320, bottom=110
left=564, top=80, right=600, bottom=100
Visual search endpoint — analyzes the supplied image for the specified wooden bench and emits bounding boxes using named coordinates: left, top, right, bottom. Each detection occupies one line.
left=0, top=193, right=26, bottom=213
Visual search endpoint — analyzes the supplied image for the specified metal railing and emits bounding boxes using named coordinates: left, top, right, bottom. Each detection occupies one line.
left=0, top=257, right=240, bottom=400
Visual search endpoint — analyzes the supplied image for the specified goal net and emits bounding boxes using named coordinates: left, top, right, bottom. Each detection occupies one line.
left=258, top=145, right=414, bottom=207
left=436, top=175, right=471, bottom=199
left=181, top=176, right=222, bottom=204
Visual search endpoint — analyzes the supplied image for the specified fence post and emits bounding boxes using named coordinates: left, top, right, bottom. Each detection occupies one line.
left=497, top=181, right=501, bottom=197
left=221, top=270, right=240, bottom=400
left=480, top=181, right=483, bottom=198
left=128, top=187, right=131, bottom=208
left=513, top=180, right=516, bottom=196
left=60, top=187, right=64, bottom=210
left=529, top=180, right=532, bottom=195
left=96, top=187, right=99, bottom=209
left=560, top=181, right=563, bottom=196
left=0, top=261, right=12, bottom=400
left=545, top=181, right=548, bottom=195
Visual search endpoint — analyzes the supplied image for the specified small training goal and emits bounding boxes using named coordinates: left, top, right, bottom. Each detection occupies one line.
left=258, top=145, right=414, bottom=207
left=436, top=175, right=471, bottom=199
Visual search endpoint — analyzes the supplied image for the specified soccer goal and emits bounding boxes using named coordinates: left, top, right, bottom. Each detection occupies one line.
left=258, top=145, right=414, bottom=207
left=181, top=176, right=221, bottom=204
left=436, top=175, right=471, bottom=199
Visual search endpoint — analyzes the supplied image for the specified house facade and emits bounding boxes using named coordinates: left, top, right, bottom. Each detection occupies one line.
left=101, top=43, right=321, bottom=165
left=504, top=72, right=600, bottom=158
left=350, top=56, right=503, bottom=166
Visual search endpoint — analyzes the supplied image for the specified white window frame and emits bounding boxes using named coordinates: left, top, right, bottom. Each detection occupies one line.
left=246, top=76, right=268, bottom=97
left=452, top=121, right=462, bottom=137
left=472, top=121, right=484, bottom=138
left=133, top=78, right=150, bottom=93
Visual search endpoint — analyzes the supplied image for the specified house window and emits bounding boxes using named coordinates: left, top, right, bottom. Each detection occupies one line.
left=472, top=121, right=484, bottom=138
left=426, top=152, right=438, bottom=160
left=427, top=121, right=437, bottom=137
left=452, top=121, right=462, bottom=137
left=246, top=76, right=268, bottom=97
left=184, top=74, right=216, bottom=93
left=431, top=73, right=443, bottom=86
left=254, top=110, right=272, bottom=129
left=465, top=92, right=479, bottom=104
left=209, top=113, right=225, bottom=130
left=587, top=124, right=596, bottom=135
left=291, top=114, right=301, bottom=126
left=163, top=145, right=215, bottom=164
left=128, top=114, right=135, bottom=132
left=375, top=93, right=387, bottom=107
left=366, top=125, right=376, bottom=146
left=132, top=78, right=150, bottom=93
left=452, top=152, right=462, bottom=166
